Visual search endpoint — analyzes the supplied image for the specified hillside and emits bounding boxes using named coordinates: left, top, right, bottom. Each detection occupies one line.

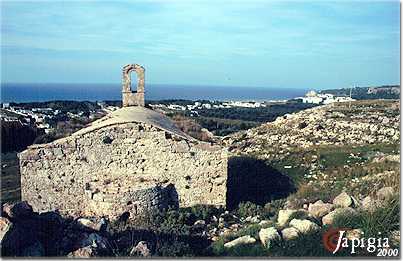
left=319, top=85, right=400, bottom=100
left=224, top=100, right=400, bottom=201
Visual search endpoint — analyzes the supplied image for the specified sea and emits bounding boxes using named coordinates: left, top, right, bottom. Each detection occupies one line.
left=1, top=83, right=309, bottom=103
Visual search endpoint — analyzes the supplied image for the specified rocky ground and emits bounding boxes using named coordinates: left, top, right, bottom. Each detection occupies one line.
left=223, top=100, right=400, bottom=202
left=224, top=100, right=399, bottom=152
left=0, top=189, right=399, bottom=257
left=0, top=99, right=400, bottom=257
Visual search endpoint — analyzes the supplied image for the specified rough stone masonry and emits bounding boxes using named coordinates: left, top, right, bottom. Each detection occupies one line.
left=19, top=64, right=228, bottom=219
left=122, top=64, right=145, bottom=107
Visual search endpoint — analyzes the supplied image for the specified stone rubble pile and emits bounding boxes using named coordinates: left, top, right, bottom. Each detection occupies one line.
left=206, top=188, right=399, bottom=250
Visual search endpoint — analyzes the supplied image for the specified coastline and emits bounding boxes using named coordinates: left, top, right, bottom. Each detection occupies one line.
left=1, top=83, right=308, bottom=103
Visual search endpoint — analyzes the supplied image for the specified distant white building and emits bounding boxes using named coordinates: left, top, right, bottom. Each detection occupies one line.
left=298, top=90, right=355, bottom=105
left=167, top=104, right=186, bottom=111
left=222, top=101, right=266, bottom=108
left=301, top=96, right=323, bottom=104
left=305, top=90, right=318, bottom=97
left=334, top=96, right=355, bottom=103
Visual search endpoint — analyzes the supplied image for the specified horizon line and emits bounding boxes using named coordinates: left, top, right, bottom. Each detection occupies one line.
left=1, top=82, right=399, bottom=90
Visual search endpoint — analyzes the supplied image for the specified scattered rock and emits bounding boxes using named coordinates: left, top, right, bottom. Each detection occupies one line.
left=289, top=219, right=320, bottom=234
left=130, top=241, right=151, bottom=257
left=244, top=216, right=253, bottom=223
left=211, top=236, right=219, bottom=242
left=281, top=227, right=299, bottom=241
left=224, top=235, right=256, bottom=248
left=333, top=192, right=353, bottom=208
left=259, top=227, right=280, bottom=249
left=229, top=223, right=240, bottom=230
left=258, top=220, right=272, bottom=227
left=308, top=201, right=334, bottom=219
left=361, top=196, right=377, bottom=211
left=389, top=230, right=400, bottom=246
left=277, top=210, right=297, bottom=227
left=193, top=220, right=206, bottom=227
left=76, top=218, right=103, bottom=232
left=250, top=216, right=260, bottom=223
left=68, top=246, right=96, bottom=258
left=376, top=187, right=395, bottom=201
left=322, top=207, right=357, bottom=225
left=211, top=215, right=218, bottom=223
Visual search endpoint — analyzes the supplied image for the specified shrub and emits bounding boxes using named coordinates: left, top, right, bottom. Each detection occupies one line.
left=210, top=238, right=269, bottom=257
left=187, top=204, right=224, bottom=222
left=225, top=243, right=270, bottom=257
left=151, top=208, right=193, bottom=235
left=154, top=240, right=194, bottom=257
left=210, top=238, right=226, bottom=256
left=236, top=201, right=264, bottom=219
left=234, top=224, right=262, bottom=239
left=264, top=198, right=287, bottom=218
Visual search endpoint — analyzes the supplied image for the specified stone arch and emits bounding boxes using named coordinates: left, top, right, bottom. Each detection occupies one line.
left=122, top=64, right=145, bottom=107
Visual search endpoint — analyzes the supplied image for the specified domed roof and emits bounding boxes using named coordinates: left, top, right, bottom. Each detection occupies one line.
left=73, top=106, right=195, bottom=141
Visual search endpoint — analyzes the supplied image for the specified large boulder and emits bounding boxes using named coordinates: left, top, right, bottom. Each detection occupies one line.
left=289, top=219, right=320, bottom=234
left=76, top=218, right=107, bottom=232
left=308, top=201, right=334, bottom=219
left=333, top=192, right=353, bottom=208
left=281, top=227, right=299, bottom=241
left=376, top=187, right=395, bottom=201
left=129, top=241, right=151, bottom=257
left=361, top=196, right=377, bottom=211
left=322, top=207, right=357, bottom=226
left=224, top=235, right=256, bottom=248
left=258, top=227, right=281, bottom=249
left=277, top=210, right=297, bottom=227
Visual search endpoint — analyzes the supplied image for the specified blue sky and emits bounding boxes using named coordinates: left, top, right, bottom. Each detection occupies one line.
left=1, top=0, right=400, bottom=89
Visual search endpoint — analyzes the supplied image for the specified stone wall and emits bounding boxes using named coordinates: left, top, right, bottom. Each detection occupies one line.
left=19, top=122, right=227, bottom=218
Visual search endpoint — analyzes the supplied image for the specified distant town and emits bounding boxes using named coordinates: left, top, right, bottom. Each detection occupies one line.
left=1, top=90, right=348, bottom=136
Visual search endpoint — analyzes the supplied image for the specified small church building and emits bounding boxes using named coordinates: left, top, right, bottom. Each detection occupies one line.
left=19, top=64, right=228, bottom=219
